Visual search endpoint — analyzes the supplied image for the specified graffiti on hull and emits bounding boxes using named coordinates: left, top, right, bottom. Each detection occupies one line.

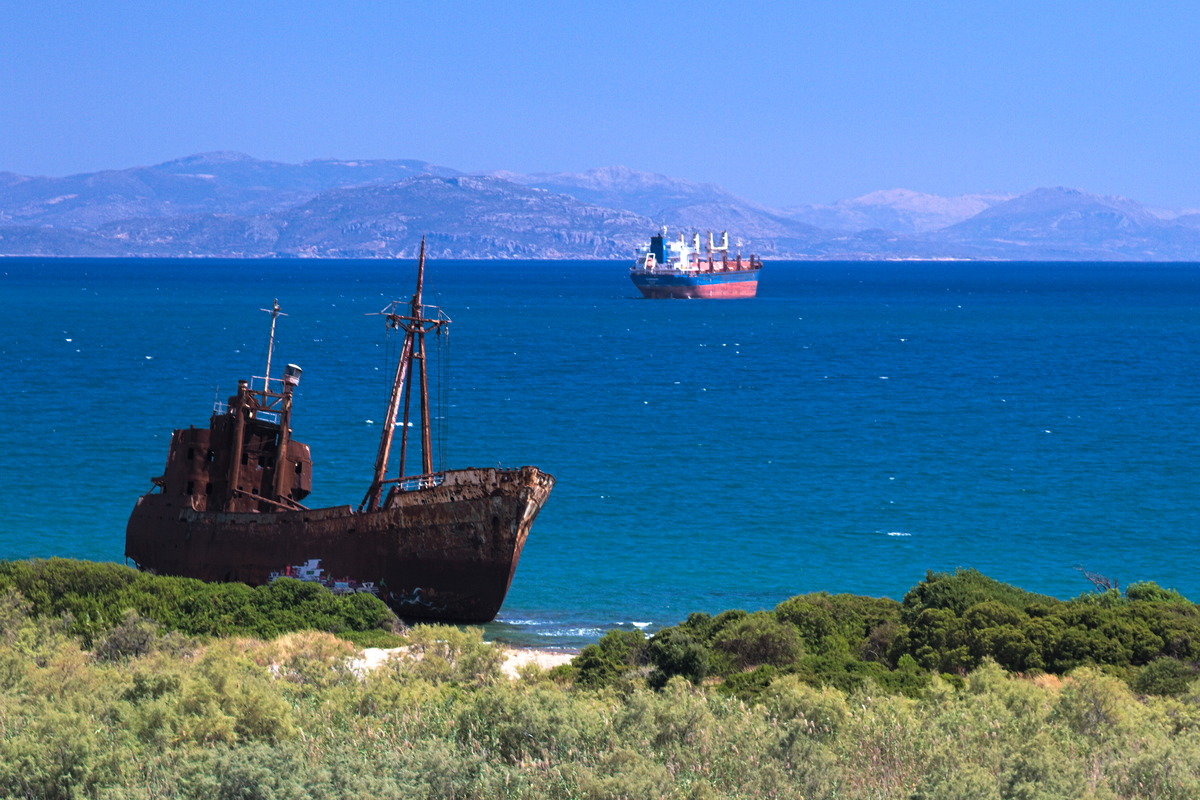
left=269, top=558, right=380, bottom=596
left=390, top=586, right=445, bottom=612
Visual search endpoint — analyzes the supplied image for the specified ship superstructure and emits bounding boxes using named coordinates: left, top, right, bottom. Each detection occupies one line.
left=630, top=227, right=762, bottom=298
left=126, top=241, right=554, bottom=622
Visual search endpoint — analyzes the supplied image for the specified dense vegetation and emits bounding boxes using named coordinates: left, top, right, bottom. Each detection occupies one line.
left=2, top=561, right=1200, bottom=797
left=572, top=568, right=1200, bottom=699
left=0, top=558, right=398, bottom=644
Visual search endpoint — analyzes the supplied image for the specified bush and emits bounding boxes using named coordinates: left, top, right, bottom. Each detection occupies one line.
left=337, top=628, right=406, bottom=649
left=902, top=569, right=1054, bottom=619
left=1133, top=657, right=1196, bottom=696
left=894, top=569, right=1200, bottom=675
left=92, top=610, right=167, bottom=661
left=716, top=664, right=778, bottom=702
left=711, top=612, right=803, bottom=672
left=646, top=628, right=710, bottom=686
left=574, top=629, right=647, bottom=687
left=775, top=592, right=902, bottom=657
left=0, top=558, right=398, bottom=642
left=1126, top=582, right=1189, bottom=604
left=390, top=624, right=504, bottom=686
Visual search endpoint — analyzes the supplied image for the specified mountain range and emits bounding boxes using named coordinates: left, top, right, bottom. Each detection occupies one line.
left=3, top=153, right=1199, bottom=260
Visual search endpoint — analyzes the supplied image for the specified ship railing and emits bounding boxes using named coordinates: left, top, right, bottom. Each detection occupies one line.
left=377, top=471, right=446, bottom=494
left=210, top=399, right=280, bottom=425
left=248, top=379, right=285, bottom=398
left=398, top=473, right=446, bottom=492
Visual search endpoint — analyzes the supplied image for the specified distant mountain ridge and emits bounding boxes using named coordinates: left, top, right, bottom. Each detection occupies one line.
left=496, top=166, right=828, bottom=254
left=784, top=189, right=1014, bottom=233
left=932, top=187, right=1200, bottom=260
left=0, top=152, right=461, bottom=229
left=2, top=154, right=1199, bottom=260
left=79, top=175, right=652, bottom=258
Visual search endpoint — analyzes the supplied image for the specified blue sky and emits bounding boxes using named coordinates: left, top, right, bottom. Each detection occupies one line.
left=1, top=0, right=1197, bottom=207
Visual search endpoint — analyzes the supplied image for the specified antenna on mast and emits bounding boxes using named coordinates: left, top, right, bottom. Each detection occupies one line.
left=260, top=299, right=287, bottom=392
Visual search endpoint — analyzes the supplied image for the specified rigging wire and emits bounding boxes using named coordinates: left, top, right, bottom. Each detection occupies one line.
left=382, top=314, right=399, bottom=481
left=437, top=321, right=450, bottom=471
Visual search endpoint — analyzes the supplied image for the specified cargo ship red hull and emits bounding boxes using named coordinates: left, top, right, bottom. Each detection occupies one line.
left=632, top=229, right=763, bottom=299
left=631, top=267, right=761, bottom=299
left=127, top=466, right=554, bottom=623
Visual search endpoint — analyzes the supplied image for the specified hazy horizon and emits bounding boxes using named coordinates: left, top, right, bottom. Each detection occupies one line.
left=5, top=150, right=1199, bottom=216
left=3, top=1, right=1198, bottom=209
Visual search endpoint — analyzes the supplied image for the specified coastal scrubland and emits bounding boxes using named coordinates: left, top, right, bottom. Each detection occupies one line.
left=2, top=558, right=1199, bottom=798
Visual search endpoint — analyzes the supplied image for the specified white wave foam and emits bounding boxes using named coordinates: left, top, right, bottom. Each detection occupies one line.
left=536, top=627, right=603, bottom=638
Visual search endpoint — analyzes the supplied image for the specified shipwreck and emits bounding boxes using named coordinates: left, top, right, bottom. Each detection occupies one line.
left=126, top=241, right=555, bottom=622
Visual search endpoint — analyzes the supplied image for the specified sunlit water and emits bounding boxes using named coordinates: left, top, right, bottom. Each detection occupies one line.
left=1, top=258, right=1197, bottom=649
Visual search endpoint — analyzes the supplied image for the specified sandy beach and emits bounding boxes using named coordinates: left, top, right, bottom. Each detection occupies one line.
left=351, top=644, right=576, bottom=678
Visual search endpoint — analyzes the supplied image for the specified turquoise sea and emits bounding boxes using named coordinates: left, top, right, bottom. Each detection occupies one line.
left=1, top=258, right=1197, bottom=648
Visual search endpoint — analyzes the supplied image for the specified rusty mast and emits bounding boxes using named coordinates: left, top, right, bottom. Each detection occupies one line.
left=259, top=298, right=286, bottom=393
left=362, top=238, right=451, bottom=511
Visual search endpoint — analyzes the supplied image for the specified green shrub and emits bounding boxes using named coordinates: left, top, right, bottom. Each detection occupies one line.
left=645, top=628, right=710, bottom=686
left=893, top=569, right=1200, bottom=676
left=1133, top=657, right=1197, bottom=696
left=574, top=629, right=647, bottom=687
left=711, top=611, right=803, bottom=672
left=1126, top=581, right=1189, bottom=604
left=775, top=591, right=902, bottom=658
left=716, top=664, right=778, bottom=702
left=390, top=624, right=504, bottom=686
left=92, top=610, right=167, bottom=661
left=902, top=569, right=1054, bottom=619
left=3, top=566, right=1200, bottom=797
left=337, top=628, right=406, bottom=649
left=0, top=558, right=398, bottom=642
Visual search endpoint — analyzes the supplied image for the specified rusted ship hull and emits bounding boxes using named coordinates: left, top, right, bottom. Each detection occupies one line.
left=126, top=466, right=554, bottom=623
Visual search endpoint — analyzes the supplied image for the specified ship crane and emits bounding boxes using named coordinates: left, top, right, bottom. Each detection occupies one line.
left=629, top=227, right=762, bottom=298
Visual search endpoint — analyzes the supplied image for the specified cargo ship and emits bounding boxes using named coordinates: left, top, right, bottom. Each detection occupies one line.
left=630, top=227, right=762, bottom=298
left=126, top=241, right=554, bottom=623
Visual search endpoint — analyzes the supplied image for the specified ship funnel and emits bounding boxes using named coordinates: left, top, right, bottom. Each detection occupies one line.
left=283, top=363, right=303, bottom=387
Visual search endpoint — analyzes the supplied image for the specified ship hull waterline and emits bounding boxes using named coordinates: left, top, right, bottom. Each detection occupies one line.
left=631, top=269, right=760, bottom=299
left=126, top=466, right=554, bottom=624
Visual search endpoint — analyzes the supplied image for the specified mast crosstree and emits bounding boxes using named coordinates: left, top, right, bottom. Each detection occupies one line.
left=362, top=238, right=451, bottom=511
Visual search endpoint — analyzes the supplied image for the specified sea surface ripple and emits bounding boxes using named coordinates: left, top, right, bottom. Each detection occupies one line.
left=1, top=258, right=1197, bottom=649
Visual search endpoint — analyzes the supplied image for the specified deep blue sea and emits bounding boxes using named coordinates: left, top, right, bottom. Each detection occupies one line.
left=1, top=258, right=1198, bottom=648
